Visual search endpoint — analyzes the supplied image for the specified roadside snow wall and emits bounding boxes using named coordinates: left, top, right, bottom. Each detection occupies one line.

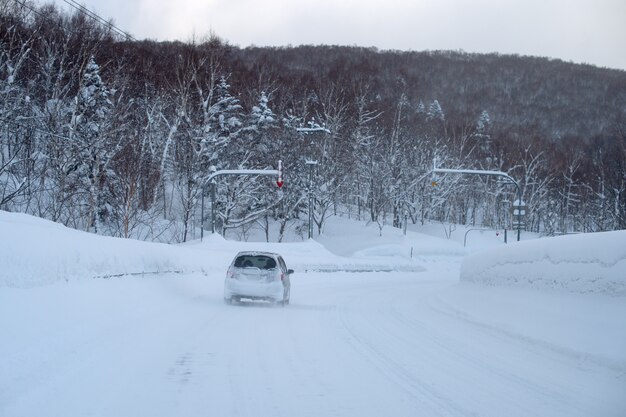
left=460, top=231, right=626, bottom=296
left=0, top=211, right=217, bottom=288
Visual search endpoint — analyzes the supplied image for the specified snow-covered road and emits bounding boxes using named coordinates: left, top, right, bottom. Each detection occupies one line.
left=2, top=268, right=624, bottom=417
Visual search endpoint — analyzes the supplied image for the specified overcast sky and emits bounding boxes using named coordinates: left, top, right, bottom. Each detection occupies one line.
left=51, top=0, right=626, bottom=70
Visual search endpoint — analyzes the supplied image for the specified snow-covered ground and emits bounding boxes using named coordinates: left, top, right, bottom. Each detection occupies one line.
left=1, top=210, right=625, bottom=417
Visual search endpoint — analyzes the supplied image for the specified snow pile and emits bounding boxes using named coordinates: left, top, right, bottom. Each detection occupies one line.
left=0, top=211, right=216, bottom=288
left=460, top=231, right=626, bottom=295
left=0, top=211, right=428, bottom=288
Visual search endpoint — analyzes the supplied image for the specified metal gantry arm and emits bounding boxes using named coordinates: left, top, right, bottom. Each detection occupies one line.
left=432, top=163, right=523, bottom=241
left=200, top=167, right=280, bottom=240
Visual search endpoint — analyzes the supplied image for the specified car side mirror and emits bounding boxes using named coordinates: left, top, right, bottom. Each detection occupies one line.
left=287, top=269, right=294, bottom=275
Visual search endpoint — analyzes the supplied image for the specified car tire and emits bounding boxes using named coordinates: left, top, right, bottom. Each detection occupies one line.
left=278, top=288, right=289, bottom=307
left=224, top=297, right=232, bottom=305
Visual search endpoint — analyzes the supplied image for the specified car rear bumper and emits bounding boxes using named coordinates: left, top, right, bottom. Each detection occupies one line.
left=224, top=279, right=285, bottom=302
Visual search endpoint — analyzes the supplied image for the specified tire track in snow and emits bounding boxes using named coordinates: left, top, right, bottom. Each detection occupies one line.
left=336, top=300, right=477, bottom=417
left=428, top=295, right=626, bottom=374
left=384, top=303, right=577, bottom=415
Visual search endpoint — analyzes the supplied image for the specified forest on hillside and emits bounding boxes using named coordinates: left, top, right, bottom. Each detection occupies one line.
left=1, top=0, right=625, bottom=242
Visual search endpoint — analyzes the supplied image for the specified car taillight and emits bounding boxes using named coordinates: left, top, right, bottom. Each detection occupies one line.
left=280, top=272, right=285, bottom=281
left=227, top=267, right=235, bottom=279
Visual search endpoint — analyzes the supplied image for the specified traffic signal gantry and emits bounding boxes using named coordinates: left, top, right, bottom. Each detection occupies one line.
left=200, top=161, right=283, bottom=240
left=432, top=161, right=524, bottom=242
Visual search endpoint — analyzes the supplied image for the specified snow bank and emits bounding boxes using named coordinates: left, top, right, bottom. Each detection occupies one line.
left=0, top=211, right=425, bottom=288
left=460, top=231, right=626, bottom=295
left=0, top=211, right=216, bottom=288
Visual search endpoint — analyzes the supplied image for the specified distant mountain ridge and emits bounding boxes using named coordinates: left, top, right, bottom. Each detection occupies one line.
left=225, top=45, right=625, bottom=140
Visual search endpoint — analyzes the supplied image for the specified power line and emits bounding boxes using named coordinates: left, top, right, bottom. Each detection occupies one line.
left=11, top=0, right=136, bottom=42
left=11, top=0, right=49, bottom=20
left=60, top=0, right=136, bottom=41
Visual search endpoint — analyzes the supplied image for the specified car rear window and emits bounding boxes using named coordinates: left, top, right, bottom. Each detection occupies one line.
left=234, top=255, right=277, bottom=269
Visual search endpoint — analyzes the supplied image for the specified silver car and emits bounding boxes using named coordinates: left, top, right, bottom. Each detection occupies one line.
left=224, top=251, right=293, bottom=306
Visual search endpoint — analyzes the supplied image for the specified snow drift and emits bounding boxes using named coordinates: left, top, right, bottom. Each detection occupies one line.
left=0, top=211, right=218, bottom=288
left=460, top=231, right=626, bottom=295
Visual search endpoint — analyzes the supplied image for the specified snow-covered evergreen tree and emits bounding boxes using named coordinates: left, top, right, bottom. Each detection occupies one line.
left=68, top=55, right=115, bottom=233
left=250, top=91, right=276, bottom=129
left=243, top=91, right=277, bottom=161
left=209, top=76, right=242, bottom=149
left=474, top=110, right=494, bottom=166
left=427, top=100, right=445, bottom=121
left=416, top=100, right=426, bottom=115
left=476, top=110, right=491, bottom=133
